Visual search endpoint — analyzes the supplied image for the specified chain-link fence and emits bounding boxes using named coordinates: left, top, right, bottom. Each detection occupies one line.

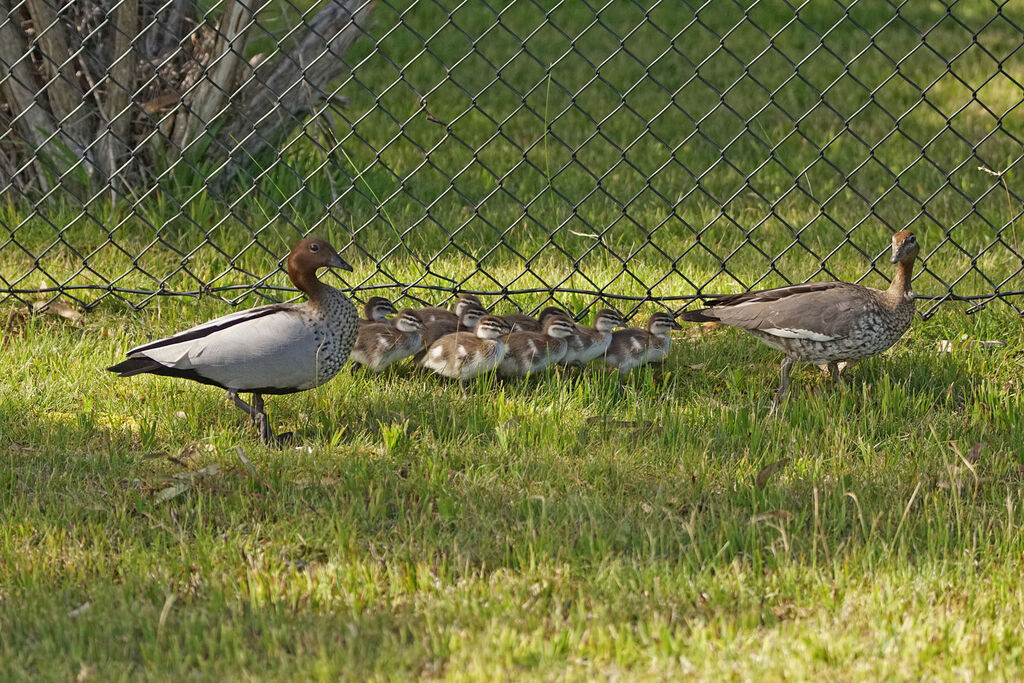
left=1, top=0, right=1023, bottom=318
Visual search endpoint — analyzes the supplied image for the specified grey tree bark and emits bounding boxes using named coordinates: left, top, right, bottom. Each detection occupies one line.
left=0, top=0, right=375, bottom=194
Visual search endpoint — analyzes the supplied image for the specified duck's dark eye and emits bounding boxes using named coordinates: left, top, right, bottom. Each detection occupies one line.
left=309, top=243, right=320, bottom=252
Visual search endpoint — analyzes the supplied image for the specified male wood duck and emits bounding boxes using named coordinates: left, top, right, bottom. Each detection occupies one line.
left=108, top=238, right=357, bottom=444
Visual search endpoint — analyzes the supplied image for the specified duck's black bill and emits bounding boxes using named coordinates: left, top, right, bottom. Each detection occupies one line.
left=330, top=253, right=353, bottom=271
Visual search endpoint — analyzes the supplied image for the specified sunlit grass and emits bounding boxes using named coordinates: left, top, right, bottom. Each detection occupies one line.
left=1, top=302, right=1023, bottom=678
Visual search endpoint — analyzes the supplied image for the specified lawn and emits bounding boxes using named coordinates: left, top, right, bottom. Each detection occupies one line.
left=1, top=300, right=1024, bottom=679
left=2, top=0, right=1024, bottom=678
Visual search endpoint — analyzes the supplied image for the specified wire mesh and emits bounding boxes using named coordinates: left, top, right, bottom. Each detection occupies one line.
left=1, top=0, right=1023, bottom=319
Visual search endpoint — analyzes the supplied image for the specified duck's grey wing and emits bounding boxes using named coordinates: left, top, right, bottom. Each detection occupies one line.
left=683, top=282, right=870, bottom=341
left=114, top=305, right=320, bottom=392
left=125, top=303, right=294, bottom=356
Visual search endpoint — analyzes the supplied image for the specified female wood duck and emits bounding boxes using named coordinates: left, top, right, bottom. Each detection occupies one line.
left=678, top=230, right=920, bottom=412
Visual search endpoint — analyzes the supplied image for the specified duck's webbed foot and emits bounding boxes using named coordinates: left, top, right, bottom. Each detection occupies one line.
left=254, top=412, right=294, bottom=447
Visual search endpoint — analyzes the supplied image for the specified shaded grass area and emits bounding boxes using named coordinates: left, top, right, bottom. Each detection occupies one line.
left=2, top=0, right=1024, bottom=677
left=2, top=0, right=1023, bottom=312
left=1, top=301, right=1023, bottom=678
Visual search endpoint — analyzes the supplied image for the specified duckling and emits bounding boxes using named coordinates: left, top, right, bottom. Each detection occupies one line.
left=563, top=308, right=625, bottom=365
left=417, top=302, right=487, bottom=346
left=349, top=310, right=425, bottom=373
left=360, top=296, right=397, bottom=325
left=499, top=311, right=542, bottom=333
left=498, top=315, right=578, bottom=378
left=537, top=306, right=570, bottom=323
left=533, top=307, right=583, bottom=364
left=604, top=312, right=681, bottom=374
left=412, top=303, right=489, bottom=364
left=420, top=315, right=513, bottom=384
left=412, top=293, right=483, bottom=325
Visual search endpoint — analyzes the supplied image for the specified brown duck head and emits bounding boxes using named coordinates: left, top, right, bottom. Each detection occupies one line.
left=287, top=238, right=351, bottom=300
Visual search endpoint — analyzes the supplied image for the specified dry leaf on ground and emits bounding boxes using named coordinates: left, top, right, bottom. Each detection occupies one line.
left=33, top=300, right=83, bottom=324
left=755, top=458, right=790, bottom=488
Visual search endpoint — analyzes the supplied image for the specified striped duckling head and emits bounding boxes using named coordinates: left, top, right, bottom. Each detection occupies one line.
left=393, top=309, right=426, bottom=333
left=475, top=315, right=513, bottom=339
left=647, top=312, right=682, bottom=335
left=593, top=308, right=625, bottom=332
left=542, top=315, right=577, bottom=339
left=455, top=293, right=485, bottom=317
left=363, top=296, right=397, bottom=322
left=459, top=303, right=488, bottom=331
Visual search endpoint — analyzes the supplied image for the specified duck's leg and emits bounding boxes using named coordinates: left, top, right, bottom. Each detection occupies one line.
left=251, top=393, right=272, bottom=443
left=827, top=361, right=841, bottom=386
left=226, top=391, right=288, bottom=446
left=251, top=393, right=293, bottom=446
left=768, top=357, right=794, bottom=416
left=227, top=390, right=258, bottom=423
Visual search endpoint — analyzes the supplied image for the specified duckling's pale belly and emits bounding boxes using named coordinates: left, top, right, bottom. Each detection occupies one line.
left=606, top=334, right=671, bottom=372
left=422, top=338, right=505, bottom=380
left=570, top=331, right=612, bottom=365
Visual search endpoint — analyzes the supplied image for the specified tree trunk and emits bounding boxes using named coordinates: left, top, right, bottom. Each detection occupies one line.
left=0, top=0, right=376, bottom=194
left=93, top=0, right=137, bottom=183
left=0, top=0, right=60, bottom=190
left=208, top=0, right=374, bottom=180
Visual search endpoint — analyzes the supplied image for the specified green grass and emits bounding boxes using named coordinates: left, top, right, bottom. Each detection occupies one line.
left=3, top=0, right=1024, bottom=678
left=2, top=302, right=1024, bottom=678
